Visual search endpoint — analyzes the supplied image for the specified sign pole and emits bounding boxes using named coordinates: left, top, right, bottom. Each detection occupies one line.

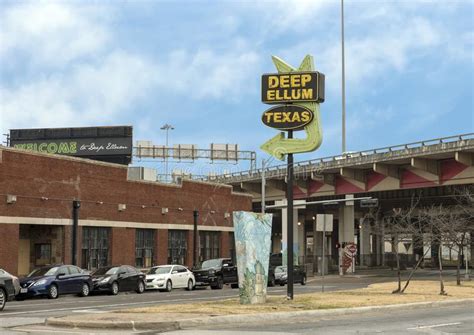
left=261, top=159, right=266, bottom=214
left=287, top=130, right=294, bottom=300
left=322, top=215, right=326, bottom=293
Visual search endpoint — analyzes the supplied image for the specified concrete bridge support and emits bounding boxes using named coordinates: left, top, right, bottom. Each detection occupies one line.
left=278, top=199, right=306, bottom=266
left=338, top=195, right=355, bottom=274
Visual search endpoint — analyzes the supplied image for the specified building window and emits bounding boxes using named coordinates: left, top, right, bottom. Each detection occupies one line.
left=136, top=229, right=154, bottom=268
left=82, top=227, right=110, bottom=270
left=168, top=230, right=187, bottom=265
left=200, top=231, right=220, bottom=261
left=34, top=244, right=51, bottom=266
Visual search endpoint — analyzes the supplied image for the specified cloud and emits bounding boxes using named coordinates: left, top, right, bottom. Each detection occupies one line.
left=0, top=2, right=110, bottom=67
left=1, top=51, right=158, bottom=129
left=153, top=44, right=261, bottom=101
left=0, top=2, right=158, bottom=132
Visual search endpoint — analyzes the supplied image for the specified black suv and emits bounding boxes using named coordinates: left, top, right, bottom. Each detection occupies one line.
left=0, top=274, right=16, bottom=311
left=267, top=253, right=282, bottom=287
left=192, top=258, right=238, bottom=290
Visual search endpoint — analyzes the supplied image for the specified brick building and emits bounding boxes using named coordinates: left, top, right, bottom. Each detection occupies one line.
left=0, top=147, right=252, bottom=276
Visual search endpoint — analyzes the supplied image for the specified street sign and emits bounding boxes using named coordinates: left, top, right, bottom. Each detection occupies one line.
left=346, top=243, right=357, bottom=255
left=262, top=105, right=314, bottom=131
left=360, top=199, right=379, bottom=208
left=316, top=214, right=333, bottom=232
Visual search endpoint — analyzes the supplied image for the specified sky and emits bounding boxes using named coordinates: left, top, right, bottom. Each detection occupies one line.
left=0, top=0, right=473, bottom=176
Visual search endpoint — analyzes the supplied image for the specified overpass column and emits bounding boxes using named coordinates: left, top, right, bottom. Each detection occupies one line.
left=339, top=194, right=354, bottom=273
left=359, top=217, right=371, bottom=266
left=338, top=195, right=355, bottom=274
left=278, top=199, right=305, bottom=266
left=298, top=214, right=305, bottom=265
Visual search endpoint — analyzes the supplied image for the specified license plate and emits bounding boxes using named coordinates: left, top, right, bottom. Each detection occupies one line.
left=20, top=288, right=28, bottom=293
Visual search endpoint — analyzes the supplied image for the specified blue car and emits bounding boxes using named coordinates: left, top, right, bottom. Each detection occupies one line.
left=17, top=265, right=92, bottom=300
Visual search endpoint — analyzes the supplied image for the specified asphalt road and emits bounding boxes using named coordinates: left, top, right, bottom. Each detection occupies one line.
left=178, top=303, right=474, bottom=334
left=0, top=270, right=468, bottom=334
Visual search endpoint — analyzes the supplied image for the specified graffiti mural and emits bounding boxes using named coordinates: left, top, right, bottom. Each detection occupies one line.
left=233, top=211, right=272, bottom=304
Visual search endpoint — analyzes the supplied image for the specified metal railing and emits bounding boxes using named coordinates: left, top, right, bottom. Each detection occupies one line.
left=200, top=133, right=474, bottom=183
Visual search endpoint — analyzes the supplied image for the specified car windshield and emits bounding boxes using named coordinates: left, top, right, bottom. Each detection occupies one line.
left=28, top=267, right=59, bottom=277
left=201, top=259, right=222, bottom=269
left=92, top=267, right=119, bottom=276
left=275, top=266, right=287, bottom=273
left=149, top=266, right=172, bottom=275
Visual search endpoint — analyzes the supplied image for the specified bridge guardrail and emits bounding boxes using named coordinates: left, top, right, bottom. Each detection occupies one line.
left=202, top=133, right=474, bottom=183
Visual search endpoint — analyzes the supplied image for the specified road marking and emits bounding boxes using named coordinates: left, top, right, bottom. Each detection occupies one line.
left=71, top=309, right=108, bottom=313
left=9, top=300, right=102, bottom=308
left=13, top=327, right=97, bottom=334
left=407, top=322, right=461, bottom=330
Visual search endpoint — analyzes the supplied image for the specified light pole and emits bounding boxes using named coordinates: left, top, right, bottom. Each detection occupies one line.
left=341, top=0, right=346, bottom=154
left=160, top=123, right=174, bottom=182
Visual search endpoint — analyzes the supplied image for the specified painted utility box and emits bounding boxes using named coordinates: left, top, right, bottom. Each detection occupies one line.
left=233, top=211, right=272, bottom=304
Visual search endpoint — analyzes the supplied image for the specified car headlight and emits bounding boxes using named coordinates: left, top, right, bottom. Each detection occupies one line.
left=155, top=278, right=165, bottom=282
left=33, top=279, right=47, bottom=287
left=209, top=270, right=216, bottom=275
left=100, top=278, right=110, bottom=284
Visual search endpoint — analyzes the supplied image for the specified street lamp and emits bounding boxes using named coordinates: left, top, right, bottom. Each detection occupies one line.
left=160, top=123, right=174, bottom=182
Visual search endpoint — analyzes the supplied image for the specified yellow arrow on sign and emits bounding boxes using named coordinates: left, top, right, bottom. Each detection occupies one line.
left=260, top=55, right=323, bottom=160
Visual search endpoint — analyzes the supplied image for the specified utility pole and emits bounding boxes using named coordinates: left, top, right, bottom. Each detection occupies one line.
left=160, top=123, right=174, bottom=182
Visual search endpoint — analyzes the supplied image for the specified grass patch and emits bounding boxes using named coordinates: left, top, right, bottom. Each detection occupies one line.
left=120, top=281, right=474, bottom=315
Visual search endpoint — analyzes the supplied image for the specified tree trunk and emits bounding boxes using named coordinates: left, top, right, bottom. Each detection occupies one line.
left=401, top=247, right=430, bottom=293
left=392, top=237, right=402, bottom=294
left=457, top=234, right=466, bottom=286
left=457, top=254, right=461, bottom=286
left=438, top=244, right=447, bottom=295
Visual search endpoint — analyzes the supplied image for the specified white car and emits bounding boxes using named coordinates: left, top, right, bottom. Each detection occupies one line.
left=0, top=269, right=20, bottom=296
left=145, top=265, right=195, bottom=292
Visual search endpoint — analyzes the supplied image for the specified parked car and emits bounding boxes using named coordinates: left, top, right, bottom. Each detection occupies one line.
left=0, top=274, right=16, bottom=311
left=91, top=265, right=145, bottom=295
left=146, top=265, right=195, bottom=292
left=0, top=269, right=20, bottom=296
left=274, top=265, right=307, bottom=286
left=267, top=253, right=283, bottom=287
left=16, top=265, right=92, bottom=300
left=192, top=258, right=238, bottom=290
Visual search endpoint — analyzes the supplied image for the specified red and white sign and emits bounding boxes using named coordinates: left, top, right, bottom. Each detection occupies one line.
left=345, top=243, right=357, bottom=255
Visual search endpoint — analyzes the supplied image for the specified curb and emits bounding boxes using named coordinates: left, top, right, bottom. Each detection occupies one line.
left=45, top=298, right=474, bottom=331
left=45, top=318, right=181, bottom=332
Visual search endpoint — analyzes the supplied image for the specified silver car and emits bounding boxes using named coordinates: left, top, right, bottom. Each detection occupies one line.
left=0, top=269, right=20, bottom=296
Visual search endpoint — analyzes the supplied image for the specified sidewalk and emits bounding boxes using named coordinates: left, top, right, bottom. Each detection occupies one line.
left=46, top=299, right=474, bottom=332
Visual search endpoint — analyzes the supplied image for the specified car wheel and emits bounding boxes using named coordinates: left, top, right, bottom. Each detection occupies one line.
left=301, top=276, right=306, bottom=286
left=211, top=276, right=224, bottom=290
left=279, top=283, right=285, bottom=286
left=0, top=288, right=6, bottom=311
left=165, top=280, right=172, bottom=292
left=47, top=284, right=59, bottom=299
left=230, top=283, right=239, bottom=289
left=136, top=280, right=145, bottom=294
left=110, top=281, right=119, bottom=295
left=268, top=275, right=275, bottom=287
left=186, top=279, right=193, bottom=291
left=79, top=283, right=90, bottom=297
